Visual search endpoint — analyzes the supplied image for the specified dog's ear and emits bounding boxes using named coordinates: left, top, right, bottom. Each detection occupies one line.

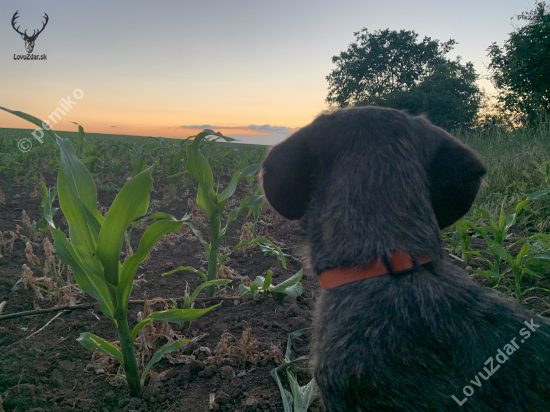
left=261, top=131, right=317, bottom=220
left=428, top=137, right=487, bottom=229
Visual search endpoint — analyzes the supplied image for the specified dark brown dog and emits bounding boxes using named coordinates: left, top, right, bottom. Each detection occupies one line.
left=261, top=107, right=550, bottom=411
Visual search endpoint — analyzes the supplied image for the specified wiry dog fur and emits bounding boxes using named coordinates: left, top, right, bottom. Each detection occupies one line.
left=261, top=107, right=550, bottom=411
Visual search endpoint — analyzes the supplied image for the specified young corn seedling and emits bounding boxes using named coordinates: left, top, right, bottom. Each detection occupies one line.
left=1, top=108, right=221, bottom=397
left=234, top=148, right=265, bottom=237
left=271, top=328, right=319, bottom=412
left=478, top=237, right=550, bottom=302
left=37, top=183, right=58, bottom=234
left=169, top=277, right=232, bottom=330
left=183, top=129, right=263, bottom=297
left=157, top=137, right=190, bottom=182
left=240, top=269, right=303, bottom=300
left=446, top=219, right=479, bottom=265
left=468, top=190, right=550, bottom=287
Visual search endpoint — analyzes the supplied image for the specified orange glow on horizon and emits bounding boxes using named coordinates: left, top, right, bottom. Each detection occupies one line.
left=0, top=117, right=276, bottom=139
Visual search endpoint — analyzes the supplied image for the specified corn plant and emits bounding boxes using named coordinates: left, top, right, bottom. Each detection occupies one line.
left=1, top=108, right=221, bottom=397
left=235, top=148, right=265, bottom=237
left=0, top=152, right=20, bottom=190
left=240, top=269, right=303, bottom=300
left=157, top=137, right=190, bottom=180
left=37, top=183, right=58, bottom=232
left=445, top=219, right=478, bottom=265
left=184, top=129, right=263, bottom=296
left=463, top=190, right=550, bottom=290
left=271, top=328, right=318, bottom=412
left=470, top=189, right=550, bottom=246
left=475, top=237, right=550, bottom=302
left=170, top=278, right=231, bottom=329
left=70, top=122, right=105, bottom=174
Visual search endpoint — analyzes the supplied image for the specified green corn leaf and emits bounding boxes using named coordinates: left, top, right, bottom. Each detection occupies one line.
left=55, top=134, right=106, bottom=278
left=272, top=269, right=304, bottom=293
left=473, top=270, right=502, bottom=280
left=129, top=212, right=182, bottom=229
left=218, top=195, right=263, bottom=240
left=263, top=271, right=273, bottom=289
left=190, top=279, right=231, bottom=302
left=51, top=228, right=114, bottom=319
left=521, top=268, right=540, bottom=278
left=288, top=372, right=318, bottom=412
left=41, top=184, right=58, bottom=228
left=96, top=167, right=154, bottom=287
left=285, top=328, right=312, bottom=359
left=0, top=107, right=57, bottom=141
left=271, top=367, right=294, bottom=412
left=485, top=239, right=514, bottom=266
left=506, top=234, right=549, bottom=251
left=118, top=218, right=185, bottom=313
left=130, top=305, right=220, bottom=341
left=218, top=164, right=260, bottom=203
left=186, top=132, right=215, bottom=214
left=254, top=276, right=266, bottom=288
left=56, top=135, right=104, bottom=225
left=279, top=282, right=303, bottom=297
left=77, top=332, right=123, bottom=363
left=57, top=167, right=105, bottom=280
left=196, top=182, right=218, bottom=218
left=527, top=189, right=550, bottom=200
left=70, top=122, right=86, bottom=153
left=140, top=338, right=191, bottom=386
left=515, top=241, right=531, bottom=266
left=56, top=136, right=103, bottom=278
left=181, top=221, right=210, bottom=250
left=162, top=265, right=208, bottom=282
left=81, top=156, right=98, bottom=165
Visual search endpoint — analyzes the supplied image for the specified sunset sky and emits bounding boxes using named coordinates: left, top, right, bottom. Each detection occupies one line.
left=0, top=0, right=536, bottom=144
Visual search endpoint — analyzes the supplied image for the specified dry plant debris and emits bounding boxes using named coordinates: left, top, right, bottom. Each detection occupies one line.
left=206, top=324, right=284, bottom=369
left=20, top=238, right=80, bottom=306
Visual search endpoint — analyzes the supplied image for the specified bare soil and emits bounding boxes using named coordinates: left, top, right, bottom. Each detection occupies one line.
left=0, top=176, right=549, bottom=412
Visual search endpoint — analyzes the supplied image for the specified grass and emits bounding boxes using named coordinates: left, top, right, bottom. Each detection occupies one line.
left=456, top=123, right=550, bottom=226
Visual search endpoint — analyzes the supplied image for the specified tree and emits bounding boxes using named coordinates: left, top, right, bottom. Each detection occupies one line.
left=487, top=1, right=550, bottom=123
left=326, top=28, right=483, bottom=130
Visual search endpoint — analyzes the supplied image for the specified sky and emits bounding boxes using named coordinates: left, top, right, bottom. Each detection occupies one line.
left=0, top=0, right=538, bottom=145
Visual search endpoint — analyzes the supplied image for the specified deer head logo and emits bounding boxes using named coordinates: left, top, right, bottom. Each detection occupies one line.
left=11, top=11, right=49, bottom=54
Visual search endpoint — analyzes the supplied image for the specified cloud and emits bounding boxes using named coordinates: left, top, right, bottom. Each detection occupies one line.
left=226, top=130, right=293, bottom=146
left=111, top=126, right=116, bottom=127
left=180, top=124, right=298, bottom=133
left=246, top=124, right=295, bottom=132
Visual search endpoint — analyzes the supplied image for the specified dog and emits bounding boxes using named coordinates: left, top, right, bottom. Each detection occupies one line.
left=261, top=106, right=550, bottom=411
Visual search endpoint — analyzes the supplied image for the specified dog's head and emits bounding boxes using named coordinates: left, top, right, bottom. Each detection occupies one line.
left=261, top=107, right=486, bottom=230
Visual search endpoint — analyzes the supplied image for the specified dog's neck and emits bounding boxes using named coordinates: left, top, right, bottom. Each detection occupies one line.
left=318, top=251, right=432, bottom=289
left=302, top=162, right=444, bottom=275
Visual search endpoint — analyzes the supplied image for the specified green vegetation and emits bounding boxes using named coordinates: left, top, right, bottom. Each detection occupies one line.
left=326, top=28, right=482, bottom=130
left=0, top=109, right=226, bottom=396
left=240, top=269, right=304, bottom=300
left=487, top=1, right=550, bottom=123
left=327, top=3, right=550, bottom=129
left=271, top=328, right=318, bottom=412
left=445, top=190, right=550, bottom=302
left=1, top=92, right=550, bottom=401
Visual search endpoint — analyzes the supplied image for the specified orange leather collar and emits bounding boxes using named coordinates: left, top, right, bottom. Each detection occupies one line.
left=318, top=251, right=431, bottom=290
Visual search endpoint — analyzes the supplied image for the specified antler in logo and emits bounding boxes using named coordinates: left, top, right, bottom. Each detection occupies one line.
left=11, top=11, right=49, bottom=53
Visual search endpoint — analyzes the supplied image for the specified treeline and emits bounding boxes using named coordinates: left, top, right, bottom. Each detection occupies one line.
left=326, top=1, right=550, bottom=131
